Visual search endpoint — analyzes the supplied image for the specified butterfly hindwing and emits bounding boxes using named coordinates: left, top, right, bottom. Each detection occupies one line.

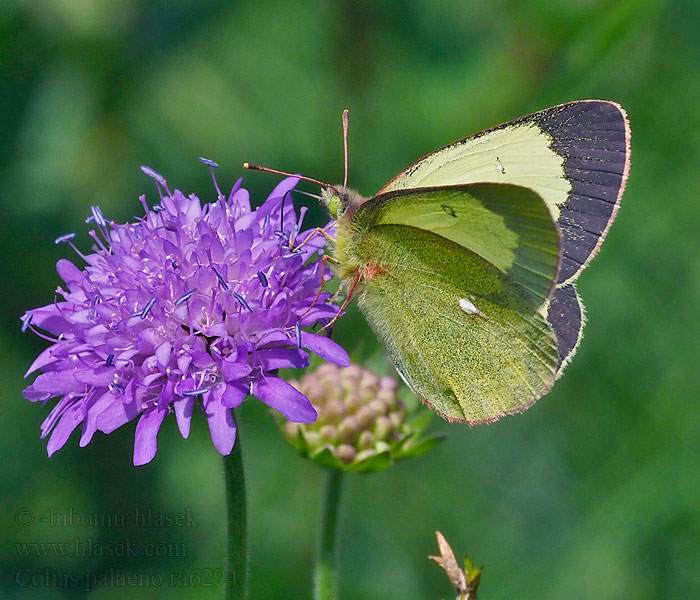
left=378, top=100, right=630, bottom=285
left=345, top=184, right=561, bottom=422
left=352, top=220, right=558, bottom=423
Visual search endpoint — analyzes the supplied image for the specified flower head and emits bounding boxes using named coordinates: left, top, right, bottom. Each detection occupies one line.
left=278, top=363, right=444, bottom=472
left=22, top=162, right=349, bottom=465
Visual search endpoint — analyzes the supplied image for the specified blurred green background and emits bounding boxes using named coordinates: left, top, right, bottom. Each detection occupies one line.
left=2, top=0, right=699, bottom=598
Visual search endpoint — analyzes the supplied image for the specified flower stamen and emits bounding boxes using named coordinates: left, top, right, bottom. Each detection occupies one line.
left=175, top=289, right=197, bottom=305
left=212, top=266, right=229, bottom=290
left=109, top=382, right=125, bottom=394
left=55, top=233, right=88, bottom=262
left=232, top=292, right=253, bottom=313
left=199, top=157, right=223, bottom=199
left=140, top=298, right=157, bottom=319
left=20, top=313, right=33, bottom=333
left=140, top=165, right=172, bottom=198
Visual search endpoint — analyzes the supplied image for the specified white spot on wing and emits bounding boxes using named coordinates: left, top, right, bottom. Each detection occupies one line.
left=496, top=156, right=506, bottom=174
left=459, top=297, right=479, bottom=315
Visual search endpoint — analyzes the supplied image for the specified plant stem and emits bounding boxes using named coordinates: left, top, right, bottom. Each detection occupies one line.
left=314, top=468, right=344, bottom=600
left=223, top=423, right=247, bottom=600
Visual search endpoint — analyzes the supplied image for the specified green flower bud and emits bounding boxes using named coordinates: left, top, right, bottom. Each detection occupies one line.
left=283, top=421, right=300, bottom=439
left=336, top=444, right=356, bottom=464
left=357, top=430, right=374, bottom=450
left=319, top=425, right=337, bottom=444
left=338, top=415, right=361, bottom=444
left=389, top=411, right=404, bottom=430
left=355, top=405, right=375, bottom=430
left=368, top=398, right=389, bottom=417
left=321, top=399, right=345, bottom=424
left=380, top=375, right=397, bottom=392
left=377, top=388, right=397, bottom=409
left=373, top=415, right=393, bottom=441
left=304, top=431, right=320, bottom=448
left=276, top=362, right=445, bottom=473
left=344, top=391, right=363, bottom=413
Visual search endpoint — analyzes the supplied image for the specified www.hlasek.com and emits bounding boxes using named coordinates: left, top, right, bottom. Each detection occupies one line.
left=15, top=538, right=186, bottom=558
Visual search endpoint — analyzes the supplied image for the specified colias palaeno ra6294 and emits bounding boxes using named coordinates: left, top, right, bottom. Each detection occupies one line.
left=247, top=100, right=630, bottom=425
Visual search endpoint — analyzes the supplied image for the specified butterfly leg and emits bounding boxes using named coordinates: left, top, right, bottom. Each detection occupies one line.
left=298, top=253, right=340, bottom=320
left=266, top=224, right=337, bottom=270
left=291, top=224, right=336, bottom=252
left=329, top=283, right=345, bottom=303
left=318, top=269, right=362, bottom=332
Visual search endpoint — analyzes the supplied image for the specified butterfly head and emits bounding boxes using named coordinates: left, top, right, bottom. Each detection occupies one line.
left=321, top=186, right=365, bottom=221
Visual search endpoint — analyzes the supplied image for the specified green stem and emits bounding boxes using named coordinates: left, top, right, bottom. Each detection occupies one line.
left=223, top=423, right=247, bottom=600
left=314, top=468, right=344, bottom=600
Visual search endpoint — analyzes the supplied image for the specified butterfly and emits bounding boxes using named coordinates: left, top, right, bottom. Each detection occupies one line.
left=247, top=100, right=630, bottom=424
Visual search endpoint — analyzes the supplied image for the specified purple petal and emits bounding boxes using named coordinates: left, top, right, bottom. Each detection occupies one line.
left=155, top=342, right=172, bottom=366
left=23, top=387, right=52, bottom=402
left=298, top=304, right=338, bottom=325
left=253, top=376, right=317, bottom=423
left=221, top=382, right=247, bottom=408
left=174, top=377, right=196, bottom=396
left=301, top=333, right=350, bottom=367
left=29, top=304, right=70, bottom=334
left=24, top=346, right=57, bottom=378
left=256, top=329, right=289, bottom=346
left=27, top=370, right=86, bottom=397
left=96, top=384, right=138, bottom=433
left=74, top=367, right=113, bottom=386
left=256, top=347, right=309, bottom=371
left=133, top=408, right=167, bottom=466
left=268, top=177, right=299, bottom=202
left=41, top=395, right=75, bottom=437
left=173, top=396, right=195, bottom=438
left=204, top=387, right=237, bottom=455
left=56, top=258, right=84, bottom=287
left=80, top=392, right=116, bottom=446
left=47, top=400, right=87, bottom=456
left=220, top=360, right=252, bottom=382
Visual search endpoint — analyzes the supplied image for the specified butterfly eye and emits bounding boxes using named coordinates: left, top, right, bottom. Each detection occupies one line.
left=328, top=195, right=342, bottom=218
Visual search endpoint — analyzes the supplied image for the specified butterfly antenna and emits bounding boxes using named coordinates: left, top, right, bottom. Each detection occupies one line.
left=292, top=189, right=323, bottom=201
left=342, top=109, right=350, bottom=188
left=243, top=163, right=339, bottom=194
left=280, top=190, right=291, bottom=232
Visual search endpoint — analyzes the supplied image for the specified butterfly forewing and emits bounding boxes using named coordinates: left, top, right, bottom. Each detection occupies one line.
left=543, top=283, right=585, bottom=372
left=378, top=100, right=630, bottom=286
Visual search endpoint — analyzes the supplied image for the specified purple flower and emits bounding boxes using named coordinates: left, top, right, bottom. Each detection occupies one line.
left=22, top=164, right=349, bottom=465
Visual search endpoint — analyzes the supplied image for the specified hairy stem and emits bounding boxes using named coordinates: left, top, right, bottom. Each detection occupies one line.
left=314, top=469, right=344, bottom=600
left=223, top=422, right=247, bottom=600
